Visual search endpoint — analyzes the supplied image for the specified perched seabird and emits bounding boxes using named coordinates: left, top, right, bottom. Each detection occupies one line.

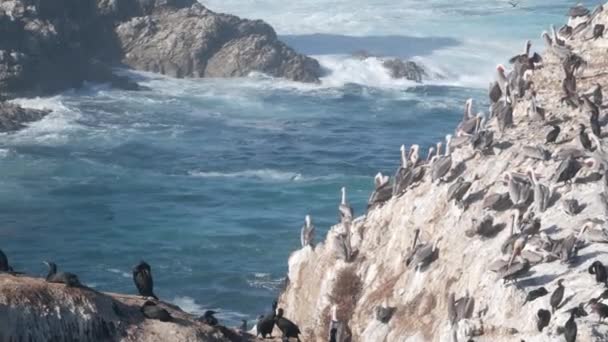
left=553, top=157, right=583, bottom=184
left=495, top=65, right=510, bottom=103
left=569, top=4, right=590, bottom=17
left=328, top=305, right=343, bottom=342
left=338, top=187, right=354, bottom=223
left=508, top=234, right=529, bottom=269
left=483, top=192, right=512, bottom=211
left=579, top=221, right=608, bottom=243
left=551, top=24, right=566, bottom=47
left=564, top=310, right=577, bottom=342
left=425, top=147, right=435, bottom=163
left=274, top=308, right=302, bottom=341
left=527, top=168, right=550, bottom=212
left=592, top=24, right=605, bottom=39
left=43, top=261, right=81, bottom=287
left=562, top=199, right=583, bottom=216
left=0, top=249, right=10, bottom=272
left=522, top=145, right=551, bottom=161
left=501, top=213, right=520, bottom=255
left=589, top=298, right=608, bottom=322
left=240, top=320, right=248, bottom=332
left=583, top=83, right=603, bottom=106
left=256, top=300, right=277, bottom=338
left=553, top=147, right=587, bottom=161
left=489, top=81, right=502, bottom=104
left=454, top=291, right=475, bottom=322
left=561, top=65, right=578, bottom=108
left=393, top=145, right=414, bottom=196
left=560, top=24, right=573, bottom=38
left=494, top=100, right=514, bottom=132
left=588, top=260, right=608, bottom=286
left=524, top=287, right=549, bottom=306
left=457, top=99, right=478, bottom=135
left=334, top=232, right=352, bottom=262
left=508, top=40, right=542, bottom=68
left=471, top=116, right=493, bottom=153
left=141, top=301, right=172, bottom=322
left=300, top=215, right=315, bottom=248
left=578, top=124, right=592, bottom=151
left=447, top=177, right=472, bottom=206
left=536, top=309, right=551, bottom=332
left=505, top=172, right=532, bottom=207
left=546, top=124, right=561, bottom=144
left=199, top=310, right=219, bottom=326
left=527, top=93, right=545, bottom=121
left=133, top=261, right=158, bottom=299
left=467, top=215, right=500, bottom=238
left=408, top=237, right=442, bottom=270
left=550, top=279, right=565, bottom=313
left=431, top=135, right=453, bottom=182
left=368, top=172, right=392, bottom=210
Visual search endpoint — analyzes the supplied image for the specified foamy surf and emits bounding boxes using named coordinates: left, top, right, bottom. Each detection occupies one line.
left=171, top=296, right=250, bottom=324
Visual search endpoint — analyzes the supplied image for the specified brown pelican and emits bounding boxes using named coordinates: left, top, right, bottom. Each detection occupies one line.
left=522, top=145, right=551, bottom=161
left=44, top=261, right=81, bottom=287
left=407, top=236, right=442, bottom=270
left=501, top=212, right=520, bottom=255
left=425, top=147, right=435, bottom=163
left=495, top=65, right=510, bottom=103
left=552, top=147, right=586, bottom=161
left=553, top=157, right=587, bottom=184
left=560, top=25, right=573, bottom=38
left=569, top=4, right=590, bottom=18
left=368, top=172, right=392, bottom=210
left=489, top=81, right=502, bottom=104
left=339, top=187, right=354, bottom=223
left=578, top=124, right=592, bottom=151
left=505, top=172, right=532, bottom=207
left=561, top=65, right=578, bottom=108
left=447, top=177, right=472, bottom=206
left=527, top=93, right=545, bottom=121
left=579, top=221, right=608, bottom=243
left=546, top=124, right=561, bottom=144
left=448, top=291, right=474, bottom=325
left=457, top=99, right=479, bottom=135
left=405, top=228, right=421, bottom=265
left=334, top=232, right=351, bottom=262
left=493, top=100, right=513, bottom=132
left=431, top=135, right=453, bottom=182
left=508, top=234, right=529, bottom=269
left=551, top=25, right=566, bottom=47
left=300, top=215, right=315, bottom=248
left=393, top=145, right=414, bottom=196
left=542, top=31, right=572, bottom=59
left=471, top=116, right=493, bottom=153
left=527, top=168, right=550, bottom=212
left=483, top=192, right=512, bottom=211
left=550, top=279, right=565, bottom=313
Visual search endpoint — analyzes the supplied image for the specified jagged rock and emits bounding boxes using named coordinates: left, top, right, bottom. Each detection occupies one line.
left=114, top=4, right=320, bottom=82
left=0, top=274, right=255, bottom=342
left=381, top=59, right=426, bottom=83
left=0, top=101, right=49, bottom=131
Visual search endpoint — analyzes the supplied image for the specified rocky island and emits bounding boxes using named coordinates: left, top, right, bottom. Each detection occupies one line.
left=0, top=0, right=321, bottom=132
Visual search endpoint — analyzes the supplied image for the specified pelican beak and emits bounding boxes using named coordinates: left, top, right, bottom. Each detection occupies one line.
left=42, top=261, right=49, bottom=266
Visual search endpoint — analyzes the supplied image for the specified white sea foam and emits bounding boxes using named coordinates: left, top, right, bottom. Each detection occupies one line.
left=172, top=296, right=206, bottom=315
left=188, top=169, right=303, bottom=182
left=106, top=268, right=131, bottom=279
left=247, top=273, right=285, bottom=291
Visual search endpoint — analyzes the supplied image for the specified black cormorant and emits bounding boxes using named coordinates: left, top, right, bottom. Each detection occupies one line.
left=257, top=300, right=278, bottom=338
left=275, top=308, right=301, bottom=342
left=588, top=260, right=608, bottom=286
left=141, top=301, right=172, bottom=322
left=133, top=261, right=158, bottom=299
left=546, top=124, right=561, bottom=144
left=199, top=310, right=219, bottom=326
left=536, top=309, right=551, bottom=332
left=43, top=261, right=81, bottom=287
left=550, top=279, right=565, bottom=313
left=523, top=287, right=548, bottom=305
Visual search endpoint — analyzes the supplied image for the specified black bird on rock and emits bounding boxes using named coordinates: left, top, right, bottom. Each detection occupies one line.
left=43, top=261, right=81, bottom=287
left=553, top=157, right=583, bottom=184
left=578, top=124, right=592, bottom=151
left=0, top=249, right=9, bottom=272
left=257, top=300, right=278, bottom=338
left=523, top=287, right=549, bottom=306
left=141, top=301, right=172, bottom=322
left=550, top=279, right=565, bottom=313
left=589, top=260, right=608, bottom=286
left=564, top=310, right=577, bottom=342
left=199, top=310, right=219, bottom=326
left=589, top=298, right=608, bottom=322
left=133, top=261, right=158, bottom=299
left=536, top=309, right=551, bottom=332
left=275, top=308, right=301, bottom=342
left=546, top=124, right=561, bottom=144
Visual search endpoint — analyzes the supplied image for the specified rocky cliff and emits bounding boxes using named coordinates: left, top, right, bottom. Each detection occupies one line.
left=279, top=4, right=608, bottom=342
left=0, top=274, right=257, bottom=342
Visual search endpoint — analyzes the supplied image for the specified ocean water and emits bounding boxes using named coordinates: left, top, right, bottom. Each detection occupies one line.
left=0, top=0, right=603, bottom=325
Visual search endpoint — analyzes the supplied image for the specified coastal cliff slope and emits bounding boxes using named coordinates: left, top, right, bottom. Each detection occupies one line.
left=279, top=5, right=608, bottom=342
left=0, top=274, right=258, bottom=342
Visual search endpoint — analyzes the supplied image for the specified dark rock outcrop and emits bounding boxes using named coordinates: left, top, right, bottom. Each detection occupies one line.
left=382, top=59, right=427, bottom=83
left=0, top=101, right=50, bottom=132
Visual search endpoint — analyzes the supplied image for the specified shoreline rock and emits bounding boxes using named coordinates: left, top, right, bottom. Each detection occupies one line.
left=0, top=274, right=257, bottom=342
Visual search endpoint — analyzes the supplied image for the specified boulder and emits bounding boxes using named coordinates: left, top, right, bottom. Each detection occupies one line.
left=381, top=58, right=426, bottom=83
left=0, top=101, right=50, bottom=131
left=115, top=4, right=321, bottom=82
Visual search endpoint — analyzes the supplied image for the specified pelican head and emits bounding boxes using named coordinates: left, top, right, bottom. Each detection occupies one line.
left=436, top=142, right=443, bottom=156
left=541, top=31, right=553, bottom=46
left=400, top=144, right=408, bottom=167
left=526, top=167, right=537, bottom=184
left=465, top=98, right=473, bottom=119
left=426, top=147, right=435, bottom=162
left=341, top=187, right=346, bottom=205
left=410, top=144, right=420, bottom=165
left=525, top=40, right=532, bottom=54
left=331, top=304, right=338, bottom=321
left=305, top=214, right=312, bottom=227
left=445, top=134, right=453, bottom=155
left=432, top=236, right=444, bottom=251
